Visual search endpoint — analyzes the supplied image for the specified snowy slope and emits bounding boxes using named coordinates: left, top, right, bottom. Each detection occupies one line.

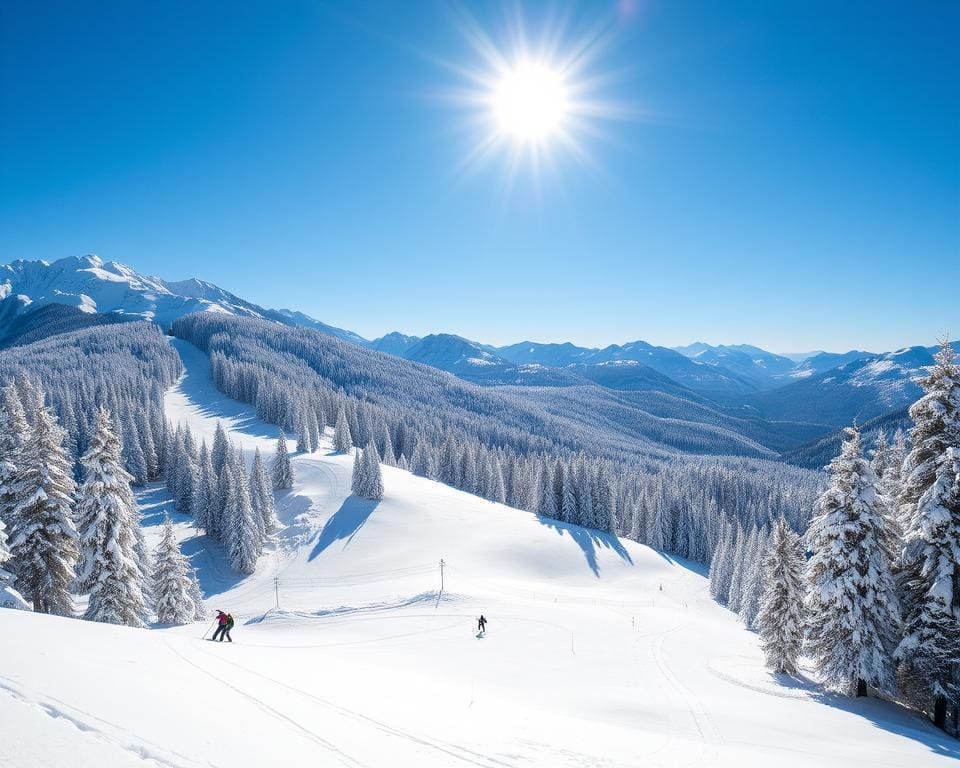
left=1, top=339, right=956, bottom=768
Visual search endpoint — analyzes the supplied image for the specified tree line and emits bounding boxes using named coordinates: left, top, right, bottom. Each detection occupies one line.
left=711, top=341, right=960, bottom=732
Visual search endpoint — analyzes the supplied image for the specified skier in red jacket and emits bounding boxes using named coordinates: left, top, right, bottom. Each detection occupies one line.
left=212, top=610, right=229, bottom=641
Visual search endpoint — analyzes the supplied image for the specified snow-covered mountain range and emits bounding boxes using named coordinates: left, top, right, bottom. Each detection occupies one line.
left=0, top=254, right=360, bottom=343
left=2, top=254, right=953, bottom=458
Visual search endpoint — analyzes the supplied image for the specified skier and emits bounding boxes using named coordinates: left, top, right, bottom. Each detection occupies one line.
left=212, top=610, right=229, bottom=641
left=222, top=612, right=235, bottom=643
left=477, top=615, right=487, bottom=634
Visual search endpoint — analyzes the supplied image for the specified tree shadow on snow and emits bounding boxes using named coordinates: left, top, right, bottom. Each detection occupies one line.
left=180, top=534, right=249, bottom=596
left=805, top=688, right=960, bottom=759
left=308, top=496, right=379, bottom=560
left=535, top=517, right=633, bottom=577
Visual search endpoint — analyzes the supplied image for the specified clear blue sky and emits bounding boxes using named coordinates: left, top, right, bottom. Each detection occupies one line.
left=1, top=1, right=957, bottom=352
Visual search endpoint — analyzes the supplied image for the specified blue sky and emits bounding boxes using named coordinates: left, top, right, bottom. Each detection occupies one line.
left=1, top=1, right=957, bottom=352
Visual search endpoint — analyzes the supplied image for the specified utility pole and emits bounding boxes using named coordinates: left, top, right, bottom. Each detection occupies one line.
left=439, top=558, right=445, bottom=595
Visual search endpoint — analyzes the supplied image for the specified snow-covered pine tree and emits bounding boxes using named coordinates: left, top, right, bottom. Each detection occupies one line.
left=223, top=463, right=260, bottom=574
left=0, top=384, right=29, bottom=529
left=872, top=431, right=903, bottom=546
left=7, top=404, right=79, bottom=615
left=297, top=410, right=310, bottom=453
left=152, top=514, right=197, bottom=625
left=351, top=447, right=367, bottom=496
left=397, top=453, right=409, bottom=471
left=709, top=518, right=732, bottom=600
left=363, top=440, right=384, bottom=500
left=728, top=524, right=758, bottom=614
left=757, top=517, right=806, bottom=675
left=271, top=431, right=294, bottom=490
left=895, top=340, right=960, bottom=728
left=76, top=409, right=147, bottom=627
left=489, top=455, right=507, bottom=505
left=250, top=447, right=279, bottom=538
left=174, top=426, right=196, bottom=511
left=211, top=421, right=230, bottom=475
left=539, top=461, right=558, bottom=519
left=805, top=426, right=899, bottom=697
left=0, top=516, right=29, bottom=610
left=187, top=565, right=208, bottom=620
left=192, top=442, right=215, bottom=535
left=379, top=422, right=396, bottom=467
left=333, top=407, right=353, bottom=453
left=739, top=525, right=770, bottom=628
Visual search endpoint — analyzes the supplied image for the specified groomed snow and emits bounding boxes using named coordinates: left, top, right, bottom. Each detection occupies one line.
left=0, top=338, right=956, bottom=767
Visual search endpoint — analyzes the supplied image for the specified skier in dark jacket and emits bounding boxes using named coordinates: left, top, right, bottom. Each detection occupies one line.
left=477, top=615, right=487, bottom=634
left=212, top=610, right=229, bottom=641
left=222, top=613, right=235, bottom=642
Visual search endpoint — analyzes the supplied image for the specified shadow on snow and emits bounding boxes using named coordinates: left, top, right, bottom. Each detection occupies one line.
left=308, top=495, right=380, bottom=560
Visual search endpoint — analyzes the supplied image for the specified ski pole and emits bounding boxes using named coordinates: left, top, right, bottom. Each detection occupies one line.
left=199, top=619, right=216, bottom=640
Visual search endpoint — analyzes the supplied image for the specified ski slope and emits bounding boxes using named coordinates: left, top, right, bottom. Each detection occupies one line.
left=1, top=338, right=957, bottom=768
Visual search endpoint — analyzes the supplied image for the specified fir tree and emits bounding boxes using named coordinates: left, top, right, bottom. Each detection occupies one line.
left=250, top=447, right=279, bottom=538
left=224, top=464, right=260, bottom=574
left=191, top=442, right=215, bottom=535
left=805, top=427, right=899, bottom=697
left=351, top=447, right=367, bottom=496
left=77, top=409, right=147, bottom=627
left=0, top=384, right=29, bottom=528
left=211, top=421, right=230, bottom=475
left=7, top=405, right=79, bottom=615
left=757, top=518, right=806, bottom=675
left=895, top=340, right=960, bottom=728
left=363, top=441, right=384, bottom=501
left=271, top=431, right=294, bottom=490
left=153, top=515, right=198, bottom=625
left=333, top=407, right=353, bottom=453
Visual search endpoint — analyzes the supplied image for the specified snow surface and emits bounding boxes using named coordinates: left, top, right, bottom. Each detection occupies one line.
left=1, top=338, right=957, bottom=767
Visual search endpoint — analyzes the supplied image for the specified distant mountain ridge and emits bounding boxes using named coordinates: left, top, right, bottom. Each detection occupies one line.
left=3, top=255, right=952, bottom=461
left=0, top=254, right=361, bottom=343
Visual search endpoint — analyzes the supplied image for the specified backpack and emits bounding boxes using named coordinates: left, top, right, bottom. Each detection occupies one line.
left=226, top=614, right=235, bottom=629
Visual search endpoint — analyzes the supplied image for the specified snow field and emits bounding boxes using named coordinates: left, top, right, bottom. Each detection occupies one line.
left=1, top=337, right=956, bottom=767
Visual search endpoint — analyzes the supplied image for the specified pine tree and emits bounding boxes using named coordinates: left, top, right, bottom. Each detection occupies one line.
left=0, top=516, right=29, bottom=610
left=728, top=524, right=757, bottom=614
left=757, top=518, right=806, bottom=675
left=211, top=421, right=230, bottom=475
left=872, top=431, right=903, bottom=546
left=895, top=341, right=960, bottom=728
left=333, top=407, right=353, bottom=453
left=738, top=525, right=770, bottom=627
left=539, top=461, right=558, bottom=518
left=351, top=447, right=367, bottom=496
left=192, top=442, right=215, bottom=535
left=250, top=447, right=279, bottom=538
left=152, top=515, right=197, bottom=625
left=271, top=431, right=294, bottom=490
left=489, top=456, right=507, bottom=504
left=397, top=453, right=410, bottom=471
left=0, top=384, right=29, bottom=529
left=297, top=410, right=311, bottom=453
left=77, top=409, right=147, bottom=627
left=7, top=405, right=79, bottom=615
left=224, top=464, right=260, bottom=574
left=805, top=427, right=899, bottom=697
left=363, top=441, right=384, bottom=501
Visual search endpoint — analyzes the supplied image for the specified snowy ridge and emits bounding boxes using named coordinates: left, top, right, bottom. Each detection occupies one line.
left=0, top=255, right=362, bottom=343
left=1, top=337, right=956, bottom=767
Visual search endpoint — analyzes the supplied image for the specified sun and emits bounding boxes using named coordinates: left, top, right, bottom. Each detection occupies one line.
left=438, top=6, right=636, bottom=189
left=491, top=62, right=569, bottom=140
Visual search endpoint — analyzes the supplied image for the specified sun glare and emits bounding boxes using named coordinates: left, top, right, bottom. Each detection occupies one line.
left=492, top=62, right=569, bottom=140
left=439, top=6, right=635, bottom=191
